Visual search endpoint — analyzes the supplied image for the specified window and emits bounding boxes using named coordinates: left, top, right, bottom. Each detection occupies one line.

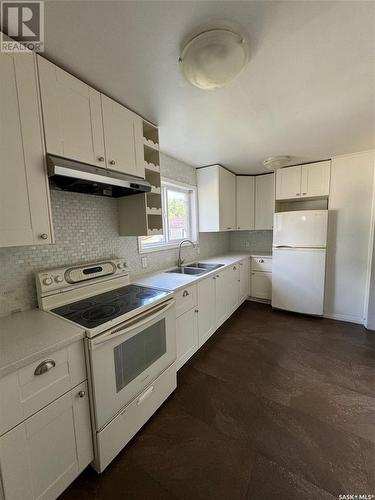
left=139, top=178, right=198, bottom=252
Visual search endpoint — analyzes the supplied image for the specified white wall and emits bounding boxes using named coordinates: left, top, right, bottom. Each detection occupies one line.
left=366, top=230, right=375, bottom=330
left=324, top=150, right=374, bottom=324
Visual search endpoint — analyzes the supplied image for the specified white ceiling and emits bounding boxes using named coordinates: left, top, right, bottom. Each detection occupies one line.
left=43, top=0, right=374, bottom=174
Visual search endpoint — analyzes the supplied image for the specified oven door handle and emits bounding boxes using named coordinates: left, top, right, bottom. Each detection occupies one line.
left=90, top=299, right=175, bottom=348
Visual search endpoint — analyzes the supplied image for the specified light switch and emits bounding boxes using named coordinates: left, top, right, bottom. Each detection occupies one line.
left=141, top=257, right=148, bottom=269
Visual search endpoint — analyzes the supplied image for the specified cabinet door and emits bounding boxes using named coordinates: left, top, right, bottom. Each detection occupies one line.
left=1, top=51, right=53, bottom=248
left=301, top=161, right=330, bottom=198
left=133, top=114, right=145, bottom=179
left=197, top=276, right=216, bottom=347
left=101, top=95, right=138, bottom=176
left=37, top=57, right=105, bottom=167
left=236, top=177, right=255, bottom=230
left=275, top=166, right=302, bottom=200
left=251, top=272, right=272, bottom=300
left=227, top=265, right=240, bottom=315
left=255, top=174, right=274, bottom=230
left=0, top=384, right=92, bottom=500
left=239, top=258, right=250, bottom=303
left=176, top=308, right=198, bottom=370
left=219, top=168, right=236, bottom=230
left=215, top=267, right=230, bottom=327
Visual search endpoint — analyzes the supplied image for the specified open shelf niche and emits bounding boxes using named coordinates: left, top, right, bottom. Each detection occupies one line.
left=118, top=120, right=163, bottom=236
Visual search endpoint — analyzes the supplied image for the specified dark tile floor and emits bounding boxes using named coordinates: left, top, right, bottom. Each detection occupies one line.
left=60, top=302, right=375, bottom=500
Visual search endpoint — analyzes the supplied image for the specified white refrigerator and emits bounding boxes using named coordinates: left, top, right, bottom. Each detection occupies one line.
left=272, top=210, right=328, bottom=315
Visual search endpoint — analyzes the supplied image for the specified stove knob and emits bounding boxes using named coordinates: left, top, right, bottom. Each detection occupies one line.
left=54, top=275, right=64, bottom=283
left=43, top=277, right=53, bottom=286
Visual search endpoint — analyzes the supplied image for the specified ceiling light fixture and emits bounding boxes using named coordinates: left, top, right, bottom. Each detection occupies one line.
left=179, top=29, right=249, bottom=90
left=262, top=156, right=292, bottom=171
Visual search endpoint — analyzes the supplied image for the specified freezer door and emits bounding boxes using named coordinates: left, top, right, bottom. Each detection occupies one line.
left=273, top=210, right=328, bottom=247
left=272, top=248, right=326, bottom=315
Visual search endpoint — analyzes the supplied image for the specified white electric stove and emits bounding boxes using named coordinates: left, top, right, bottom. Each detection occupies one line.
left=36, top=258, right=177, bottom=472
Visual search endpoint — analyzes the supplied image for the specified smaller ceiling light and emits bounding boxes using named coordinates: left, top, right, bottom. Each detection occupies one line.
left=262, top=156, right=292, bottom=171
left=179, top=29, right=249, bottom=90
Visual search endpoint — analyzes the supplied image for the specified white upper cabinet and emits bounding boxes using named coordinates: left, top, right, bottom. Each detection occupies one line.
left=275, top=161, right=330, bottom=200
left=275, top=165, right=302, bottom=200
left=101, top=95, right=139, bottom=177
left=236, top=176, right=255, bottom=230
left=1, top=51, right=53, bottom=248
left=301, top=161, right=330, bottom=198
left=255, top=173, right=274, bottom=230
left=37, top=56, right=105, bottom=167
left=197, top=165, right=236, bottom=232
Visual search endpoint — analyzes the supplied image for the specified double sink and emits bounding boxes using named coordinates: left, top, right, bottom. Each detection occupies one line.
left=167, top=262, right=224, bottom=276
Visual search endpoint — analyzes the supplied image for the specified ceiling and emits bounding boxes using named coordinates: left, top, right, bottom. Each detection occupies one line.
left=43, top=0, right=374, bottom=174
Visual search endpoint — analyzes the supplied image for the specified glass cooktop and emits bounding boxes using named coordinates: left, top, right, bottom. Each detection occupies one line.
left=51, top=284, right=169, bottom=329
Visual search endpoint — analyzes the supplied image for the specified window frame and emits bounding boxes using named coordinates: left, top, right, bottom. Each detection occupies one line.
left=138, top=177, right=199, bottom=254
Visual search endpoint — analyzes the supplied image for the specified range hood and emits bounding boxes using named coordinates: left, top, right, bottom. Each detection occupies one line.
left=46, top=154, right=151, bottom=198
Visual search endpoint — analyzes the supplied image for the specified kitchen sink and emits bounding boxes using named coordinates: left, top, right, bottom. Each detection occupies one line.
left=187, top=262, right=224, bottom=270
left=166, top=262, right=224, bottom=276
left=167, top=267, right=207, bottom=275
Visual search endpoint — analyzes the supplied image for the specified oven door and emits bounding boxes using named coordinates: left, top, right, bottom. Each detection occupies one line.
left=87, top=298, right=176, bottom=431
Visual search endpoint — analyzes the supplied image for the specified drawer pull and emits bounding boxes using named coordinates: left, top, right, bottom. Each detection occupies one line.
left=34, top=359, right=56, bottom=376
left=182, top=290, right=189, bottom=297
left=259, top=259, right=264, bottom=263
left=78, top=390, right=86, bottom=398
left=137, top=386, right=154, bottom=406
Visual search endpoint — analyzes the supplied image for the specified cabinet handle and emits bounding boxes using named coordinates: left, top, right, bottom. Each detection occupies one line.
left=34, top=359, right=55, bottom=376
left=39, top=233, right=48, bottom=240
left=259, top=259, right=264, bottom=263
left=195, top=309, right=199, bottom=313
left=109, top=160, right=116, bottom=165
left=78, top=390, right=86, bottom=398
left=182, top=290, right=189, bottom=297
left=302, top=192, right=307, bottom=195
left=227, top=227, right=232, bottom=230
left=237, top=280, right=241, bottom=283
left=98, top=156, right=105, bottom=162
left=233, top=266, right=237, bottom=270
left=296, top=193, right=300, bottom=196
left=216, top=275, right=220, bottom=278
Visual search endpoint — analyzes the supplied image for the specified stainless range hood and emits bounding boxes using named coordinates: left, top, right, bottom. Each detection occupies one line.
left=47, top=154, right=151, bottom=198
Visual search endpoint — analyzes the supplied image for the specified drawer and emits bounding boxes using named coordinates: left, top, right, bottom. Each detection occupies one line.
left=251, top=257, right=272, bottom=272
left=174, top=284, right=197, bottom=318
left=0, top=341, right=86, bottom=436
left=94, top=362, right=177, bottom=472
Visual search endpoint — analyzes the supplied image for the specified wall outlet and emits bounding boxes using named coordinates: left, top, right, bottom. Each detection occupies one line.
left=141, top=256, right=148, bottom=269
left=245, top=241, right=250, bottom=248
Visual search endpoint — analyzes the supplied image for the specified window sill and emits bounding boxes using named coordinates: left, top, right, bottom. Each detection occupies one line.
left=138, top=240, right=199, bottom=255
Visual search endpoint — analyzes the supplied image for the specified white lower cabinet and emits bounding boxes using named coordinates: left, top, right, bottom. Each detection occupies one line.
left=251, top=272, right=272, bottom=300
left=227, top=265, right=240, bottom=315
left=0, top=382, right=92, bottom=500
left=197, top=276, right=216, bottom=347
left=175, top=285, right=199, bottom=370
left=239, top=258, right=250, bottom=303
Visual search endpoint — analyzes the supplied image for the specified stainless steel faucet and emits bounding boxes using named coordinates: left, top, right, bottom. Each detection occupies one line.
left=177, top=239, right=196, bottom=267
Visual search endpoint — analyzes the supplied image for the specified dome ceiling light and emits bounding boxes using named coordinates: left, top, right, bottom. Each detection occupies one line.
left=262, top=156, right=292, bottom=171
left=179, top=29, right=249, bottom=90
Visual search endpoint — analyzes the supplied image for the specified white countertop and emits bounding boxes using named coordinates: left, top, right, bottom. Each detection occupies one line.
left=133, top=252, right=271, bottom=292
left=0, top=309, right=85, bottom=378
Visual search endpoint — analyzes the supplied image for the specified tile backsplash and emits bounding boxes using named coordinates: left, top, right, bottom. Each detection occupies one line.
left=0, top=154, right=230, bottom=316
left=229, top=230, right=273, bottom=253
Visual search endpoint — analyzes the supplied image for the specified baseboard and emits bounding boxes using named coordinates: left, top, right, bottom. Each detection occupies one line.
left=323, top=312, right=364, bottom=325
left=246, top=297, right=271, bottom=304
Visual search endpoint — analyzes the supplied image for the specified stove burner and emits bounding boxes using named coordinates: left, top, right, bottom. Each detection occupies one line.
left=69, top=300, right=94, bottom=311
left=82, top=304, right=120, bottom=322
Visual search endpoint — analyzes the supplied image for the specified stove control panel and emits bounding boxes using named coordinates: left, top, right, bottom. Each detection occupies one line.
left=36, top=258, right=128, bottom=295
